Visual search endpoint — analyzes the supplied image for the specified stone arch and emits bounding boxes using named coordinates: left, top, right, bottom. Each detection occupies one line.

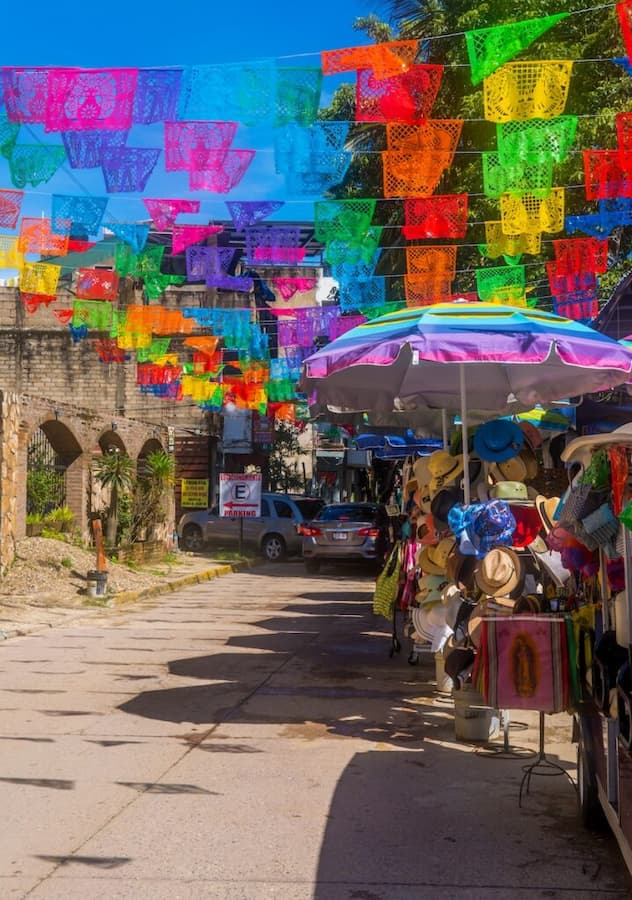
left=137, top=437, right=164, bottom=476
left=26, top=418, right=84, bottom=522
left=98, top=429, right=127, bottom=455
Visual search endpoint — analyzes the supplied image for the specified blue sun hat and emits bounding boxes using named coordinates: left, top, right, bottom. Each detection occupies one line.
left=473, top=419, right=524, bottom=463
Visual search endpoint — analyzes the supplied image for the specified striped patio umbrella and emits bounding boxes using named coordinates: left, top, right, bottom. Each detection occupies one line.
left=302, top=302, right=632, bottom=503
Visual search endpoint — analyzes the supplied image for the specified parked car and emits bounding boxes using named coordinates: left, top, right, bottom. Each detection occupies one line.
left=177, top=493, right=324, bottom=561
left=299, top=502, right=391, bottom=573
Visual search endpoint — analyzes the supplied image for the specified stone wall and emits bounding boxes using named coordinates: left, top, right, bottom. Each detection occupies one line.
left=0, top=392, right=20, bottom=574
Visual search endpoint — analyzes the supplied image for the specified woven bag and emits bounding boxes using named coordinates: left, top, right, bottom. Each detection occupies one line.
left=373, top=543, right=402, bottom=619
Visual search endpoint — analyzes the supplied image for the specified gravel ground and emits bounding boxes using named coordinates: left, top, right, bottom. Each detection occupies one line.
left=0, top=537, right=223, bottom=636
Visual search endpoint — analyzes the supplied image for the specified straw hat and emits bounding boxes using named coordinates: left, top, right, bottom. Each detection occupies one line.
left=430, top=486, right=464, bottom=530
left=418, top=537, right=456, bottom=575
left=535, top=495, right=560, bottom=534
left=445, top=546, right=479, bottom=592
left=415, top=574, right=448, bottom=608
left=519, top=421, right=543, bottom=450
left=427, top=450, right=464, bottom=495
left=520, top=446, right=539, bottom=481
left=474, top=547, right=525, bottom=599
left=490, top=455, right=528, bottom=483
left=489, top=481, right=529, bottom=502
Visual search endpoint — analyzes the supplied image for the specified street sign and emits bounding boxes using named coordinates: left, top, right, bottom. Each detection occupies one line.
left=219, top=473, right=262, bottom=518
left=180, top=478, right=209, bottom=509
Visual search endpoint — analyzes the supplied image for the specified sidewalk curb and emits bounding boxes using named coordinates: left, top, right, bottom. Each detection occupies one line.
left=112, top=561, right=248, bottom=605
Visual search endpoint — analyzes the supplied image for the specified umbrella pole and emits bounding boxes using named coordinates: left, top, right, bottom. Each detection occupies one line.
left=441, top=409, right=449, bottom=450
left=460, top=364, right=471, bottom=506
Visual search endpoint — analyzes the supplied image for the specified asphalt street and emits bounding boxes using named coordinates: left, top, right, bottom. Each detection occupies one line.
left=0, top=560, right=630, bottom=899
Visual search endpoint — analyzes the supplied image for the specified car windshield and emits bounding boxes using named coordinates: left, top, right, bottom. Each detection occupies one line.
left=294, top=499, right=325, bottom=519
left=316, top=504, right=378, bottom=523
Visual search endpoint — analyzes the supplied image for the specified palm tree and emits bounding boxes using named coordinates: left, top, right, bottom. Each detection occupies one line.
left=93, top=449, right=136, bottom=547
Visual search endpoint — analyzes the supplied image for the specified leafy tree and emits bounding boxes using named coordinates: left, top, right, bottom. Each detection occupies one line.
left=322, top=2, right=632, bottom=307
left=268, top=422, right=305, bottom=493
left=93, top=449, right=136, bottom=547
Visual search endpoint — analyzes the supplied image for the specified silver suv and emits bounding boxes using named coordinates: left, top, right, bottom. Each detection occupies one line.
left=177, top=493, right=324, bottom=561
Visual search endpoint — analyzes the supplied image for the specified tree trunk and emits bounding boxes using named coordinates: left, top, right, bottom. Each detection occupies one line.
left=106, top=484, right=118, bottom=546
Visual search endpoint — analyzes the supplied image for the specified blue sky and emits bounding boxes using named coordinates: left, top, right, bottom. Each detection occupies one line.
left=1, top=0, right=390, bottom=230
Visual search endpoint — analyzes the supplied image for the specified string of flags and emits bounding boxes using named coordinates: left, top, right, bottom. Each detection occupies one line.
left=1, top=2, right=632, bottom=422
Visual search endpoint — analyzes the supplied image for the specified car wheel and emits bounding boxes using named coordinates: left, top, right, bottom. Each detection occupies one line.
left=262, top=533, right=286, bottom=562
left=182, top=524, right=204, bottom=552
left=305, top=559, right=321, bottom=574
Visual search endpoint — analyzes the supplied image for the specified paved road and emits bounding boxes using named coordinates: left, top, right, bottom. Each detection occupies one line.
left=0, top=560, right=630, bottom=899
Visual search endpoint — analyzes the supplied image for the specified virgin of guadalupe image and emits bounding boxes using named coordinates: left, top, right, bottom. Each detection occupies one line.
left=510, top=633, right=540, bottom=698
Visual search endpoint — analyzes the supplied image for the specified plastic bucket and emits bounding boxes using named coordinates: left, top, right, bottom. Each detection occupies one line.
left=453, top=684, right=499, bottom=742
left=435, top=651, right=453, bottom=694
left=87, top=570, right=108, bottom=598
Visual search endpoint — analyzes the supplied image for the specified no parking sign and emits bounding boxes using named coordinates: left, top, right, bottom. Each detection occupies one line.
left=219, top=473, right=262, bottom=518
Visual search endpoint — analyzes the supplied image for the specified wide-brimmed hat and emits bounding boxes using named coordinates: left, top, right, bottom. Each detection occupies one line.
left=520, top=446, right=539, bottom=481
left=412, top=455, right=432, bottom=487
left=418, top=536, right=456, bottom=575
left=431, top=486, right=464, bottom=530
left=427, top=450, right=464, bottom=494
left=535, top=495, right=560, bottom=534
left=411, top=605, right=452, bottom=653
left=509, top=503, right=543, bottom=548
left=475, top=547, right=525, bottom=599
left=445, top=546, right=479, bottom=592
left=474, top=419, right=524, bottom=462
left=519, top=421, right=543, bottom=450
left=490, top=455, right=528, bottom=483
left=415, top=574, right=448, bottom=608
left=489, top=481, right=529, bottom=502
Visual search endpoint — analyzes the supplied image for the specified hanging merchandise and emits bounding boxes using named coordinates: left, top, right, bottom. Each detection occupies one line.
left=75, top=268, right=120, bottom=301
left=483, top=61, right=573, bottom=122
left=178, top=60, right=277, bottom=125
left=171, top=225, right=223, bottom=255
left=18, top=218, right=69, bottom=256
left=355, top=64, right=443, bottom=122
left=583, top=149, right=632, bottom=200
left=403, top=195, right=468, bottom=240
left=143, top=198, right=201, bottom=230
left=19, top=262, right=61, bottom=296
left=465, top=14, right=568, bottom=85
left=0, top=236, right=23, bottom=269
left=322, top=40, right=419, bottom=79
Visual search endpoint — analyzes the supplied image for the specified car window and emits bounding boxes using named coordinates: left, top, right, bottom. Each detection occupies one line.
left=294, top=499, right=325, bottom=520
left=316, top=504, right=378, bottom=522
left=260, top=498, right=271, bottom=517
left=273, top=500, right=293, bottom=519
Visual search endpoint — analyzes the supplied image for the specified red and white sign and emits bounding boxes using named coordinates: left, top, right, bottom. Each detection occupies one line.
left=219, top=473, right=262, bottom=518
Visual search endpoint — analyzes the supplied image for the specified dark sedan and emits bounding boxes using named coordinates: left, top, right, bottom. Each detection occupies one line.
left=299, top=502, right=391, bottom=574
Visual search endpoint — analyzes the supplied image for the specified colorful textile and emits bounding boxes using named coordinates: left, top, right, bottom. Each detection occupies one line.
left=497, top=117, right=578, bottom=167
left=500, top=189, right=565, bottom=235
left=0, top=189, right=24, bottom=228
left=244, top=225, right=305, bottom=265
left=189, top=150, right=255, bottom=193
left=76, top=268, right=119, bottom=301
left=328, top=314, right=367, bottom=340
left=314, top=199, right=376, bottom=243
left=406, top=246, right=457, bottom=279
left=274, top=123, right=350, bottom=194
left=476, top=265, right=526, bottom=303
left=323, top=227, right=382, bottom=266
left=584, top=149, right=632, bottom=200
left=7, top=144, right=66, bottom=188
left=163, top=121, right=237, bottom=172
left=403, top=195, right=468, bottom=240
left=45, top=68, right=138, bottom=132
left=479, top=220, right=542, bottom=263
left=618, top=0, right=632, bottom=64
left=547, top=262, right=597, bottom=297
left=61, top=130, right=128, bottom=169
left=72, top=299, right=113, bottom=330
left=482, top=152, right=553, bottom=199
left=51, top=194, right=108, bottom=238
left=382, top=149, right=452, bottom=198
left=322, top=41, right=419, bottom=79
left=0, top=114, right=20, bottom=157
left=483, top=62, right=573, bottom=123
left=405, top=275, right=454, bottom=307
left=133, top=68, right=182, bottom=124
left=226, top=201, right=285, bottom=231
left=275, top=67, right=323, bottom=126
left=114, top=244, right=163, bottom=278
left=19, top=262, right=61, bottom=296
left=0, top=236, right=23, bottom=269
left=566, top=198, right=632, bottom=238
left=386, top=119, right=463, bottom=159
left=480, top=615, right=569, bottom=713
left=356, top=64, right=443, bottom=122
left=93, top=338, right=128, bottom=364
left=143, top=198, right=201, bottom=230
left=3, top=68, right=49, bottom=123
left=271, top=277, right=317, bottom=300
left=18, top=218, right=69, bottom=256
left=552, top=237, right=608, bottom=275
left=101, top=147, right=161, bottom=192
left=178, top=61, right=277, bottom=125
left=465, top=14, right=568, bottom=85
left=172, top=225, right=223, bottom=255
left=105, top=223, right=150, bottom=254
